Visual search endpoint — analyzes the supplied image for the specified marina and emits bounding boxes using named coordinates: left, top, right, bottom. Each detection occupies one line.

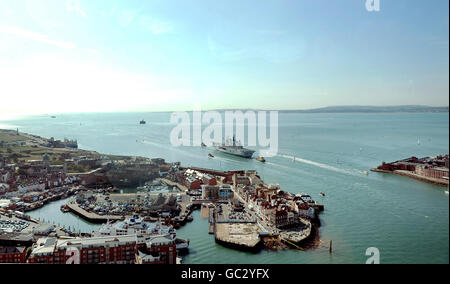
left=1, top=112, right=449, bottom=264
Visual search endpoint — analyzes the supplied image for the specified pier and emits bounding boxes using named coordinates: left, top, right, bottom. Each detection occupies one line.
left=214, top=222, right=262, bottom=252
left=208, top=207, right=215, bottom=234
left=66, top=200, right=122, bottom=224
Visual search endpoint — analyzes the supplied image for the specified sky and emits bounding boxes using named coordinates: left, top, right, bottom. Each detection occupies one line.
left=0, top=0, right=448, bottom=116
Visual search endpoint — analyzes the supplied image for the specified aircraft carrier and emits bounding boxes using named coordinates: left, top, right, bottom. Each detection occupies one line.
left=213, top=136, right=255, bottom=159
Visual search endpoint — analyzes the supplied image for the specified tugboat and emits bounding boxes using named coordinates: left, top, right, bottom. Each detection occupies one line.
left=140, top=119, right=146, bottom=125
left=256, top=156, right=266, bottom=163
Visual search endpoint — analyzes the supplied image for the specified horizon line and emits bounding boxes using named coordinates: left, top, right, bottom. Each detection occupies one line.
left=0, top=105, right=448, bottom=121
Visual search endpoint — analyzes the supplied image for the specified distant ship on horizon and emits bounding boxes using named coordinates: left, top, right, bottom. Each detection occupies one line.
left=213, top=136, right=255, bottom=159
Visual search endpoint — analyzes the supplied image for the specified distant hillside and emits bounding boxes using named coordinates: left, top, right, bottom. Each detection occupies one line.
left=282, top=105, right=449, bottom=113
left=209, top=105, right=449, bottom=113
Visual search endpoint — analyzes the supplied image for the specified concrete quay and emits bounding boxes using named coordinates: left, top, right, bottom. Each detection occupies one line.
left=279, top=218, right=312, bottom=246
left=214, top=222, right=262, bottom=252
left=66, top=200, right=123, bottom=224
left=157, top=178, right=188, bottom=192
left=371, top=168, right=449, bottom=187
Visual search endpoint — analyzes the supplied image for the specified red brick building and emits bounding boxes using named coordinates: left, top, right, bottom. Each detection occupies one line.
left=0, top=246, right=27, bottom=263
left=27, top=234, right=178, bottom=264
left=28, top=235, right=137, bottom=264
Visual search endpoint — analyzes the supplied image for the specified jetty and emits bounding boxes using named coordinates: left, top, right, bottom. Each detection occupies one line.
left=158, top=178, right=188, bottom=192
left=214, top=222, right=262, bottom=252
left=66, top=200, right=122, bottom=224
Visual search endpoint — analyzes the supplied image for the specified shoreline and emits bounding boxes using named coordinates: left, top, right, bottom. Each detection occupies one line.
left=371, top=168, right=449, bottom=187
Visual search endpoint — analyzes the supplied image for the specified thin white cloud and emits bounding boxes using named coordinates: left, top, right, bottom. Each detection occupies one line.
left=207, top=35, right=304, bottom=63
left=140, top=17, right=173, bottom=35
left=117, top=10, right=137, bottom=27
left=66, top=0, right=88, bottom=18
left=0, top=25, right=76, bottom=49
left=256, top=29, right=287, bottom=36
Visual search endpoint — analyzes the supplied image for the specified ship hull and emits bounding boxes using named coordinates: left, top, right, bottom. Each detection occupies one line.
left=214, top=147, right=255, bottom=159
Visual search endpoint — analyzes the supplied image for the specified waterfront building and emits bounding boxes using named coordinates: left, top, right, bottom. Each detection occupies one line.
left=415, top=165, right=449, bottom=180
left=296, top=203, right=315, bottom=219
left=201, top=173, right=217, bottom=186
left=0, top=246, right=27, bottom=263
left=185, top=176, right=201, bottom=190
left=268, top=207, right=299, bottom=229
left=201, top=185, right=219, bottom=200
left=218, top=185, right=234, bottom=200
left=18, top=182, right=46, bottom=193
left=142, top=235, right=177, bottom=264
left=201, top=184, right=234, bottom=200
left=232, top=174, right=251, bottom=186
left=151, top=158, right=166, bottom=165
left=27, top=233, right=178, bottom=264
left=28, top=235, right=137, bottom=264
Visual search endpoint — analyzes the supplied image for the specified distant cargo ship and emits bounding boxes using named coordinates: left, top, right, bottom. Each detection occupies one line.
left=214, top=136, right=255, bottom=159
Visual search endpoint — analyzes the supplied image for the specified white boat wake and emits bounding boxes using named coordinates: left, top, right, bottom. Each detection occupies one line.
left=278, top=154, right=362, bottom=177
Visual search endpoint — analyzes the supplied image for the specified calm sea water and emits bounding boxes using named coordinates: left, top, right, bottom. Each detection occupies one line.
left=1, top=112, right=448, bottom=264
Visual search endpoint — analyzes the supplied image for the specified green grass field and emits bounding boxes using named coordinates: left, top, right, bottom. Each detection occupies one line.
left=1, top=129, right=147, bottom=168
left=0, top=130, right=31, bottom=143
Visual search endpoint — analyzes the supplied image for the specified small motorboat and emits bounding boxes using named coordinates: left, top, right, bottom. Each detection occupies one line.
left=186, top=215, right=194, bottom=222
left=201, top=142, right=207, bottom=147
left=140, top=119, right=146, bottom=125
left=208, top=153, right=214, bottom=158
left=60, top=205, right=70, bottom=213
left=256, top=156, right=266, bottom=163
left=320, top=192, right=326, bottom=197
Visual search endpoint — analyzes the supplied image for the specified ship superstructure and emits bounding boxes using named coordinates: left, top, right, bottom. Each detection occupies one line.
left=213, top=136, right=255, bottom=158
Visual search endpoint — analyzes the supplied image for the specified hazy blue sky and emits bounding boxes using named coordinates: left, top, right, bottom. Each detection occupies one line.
left=0, top=0, right=448, bottom=115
